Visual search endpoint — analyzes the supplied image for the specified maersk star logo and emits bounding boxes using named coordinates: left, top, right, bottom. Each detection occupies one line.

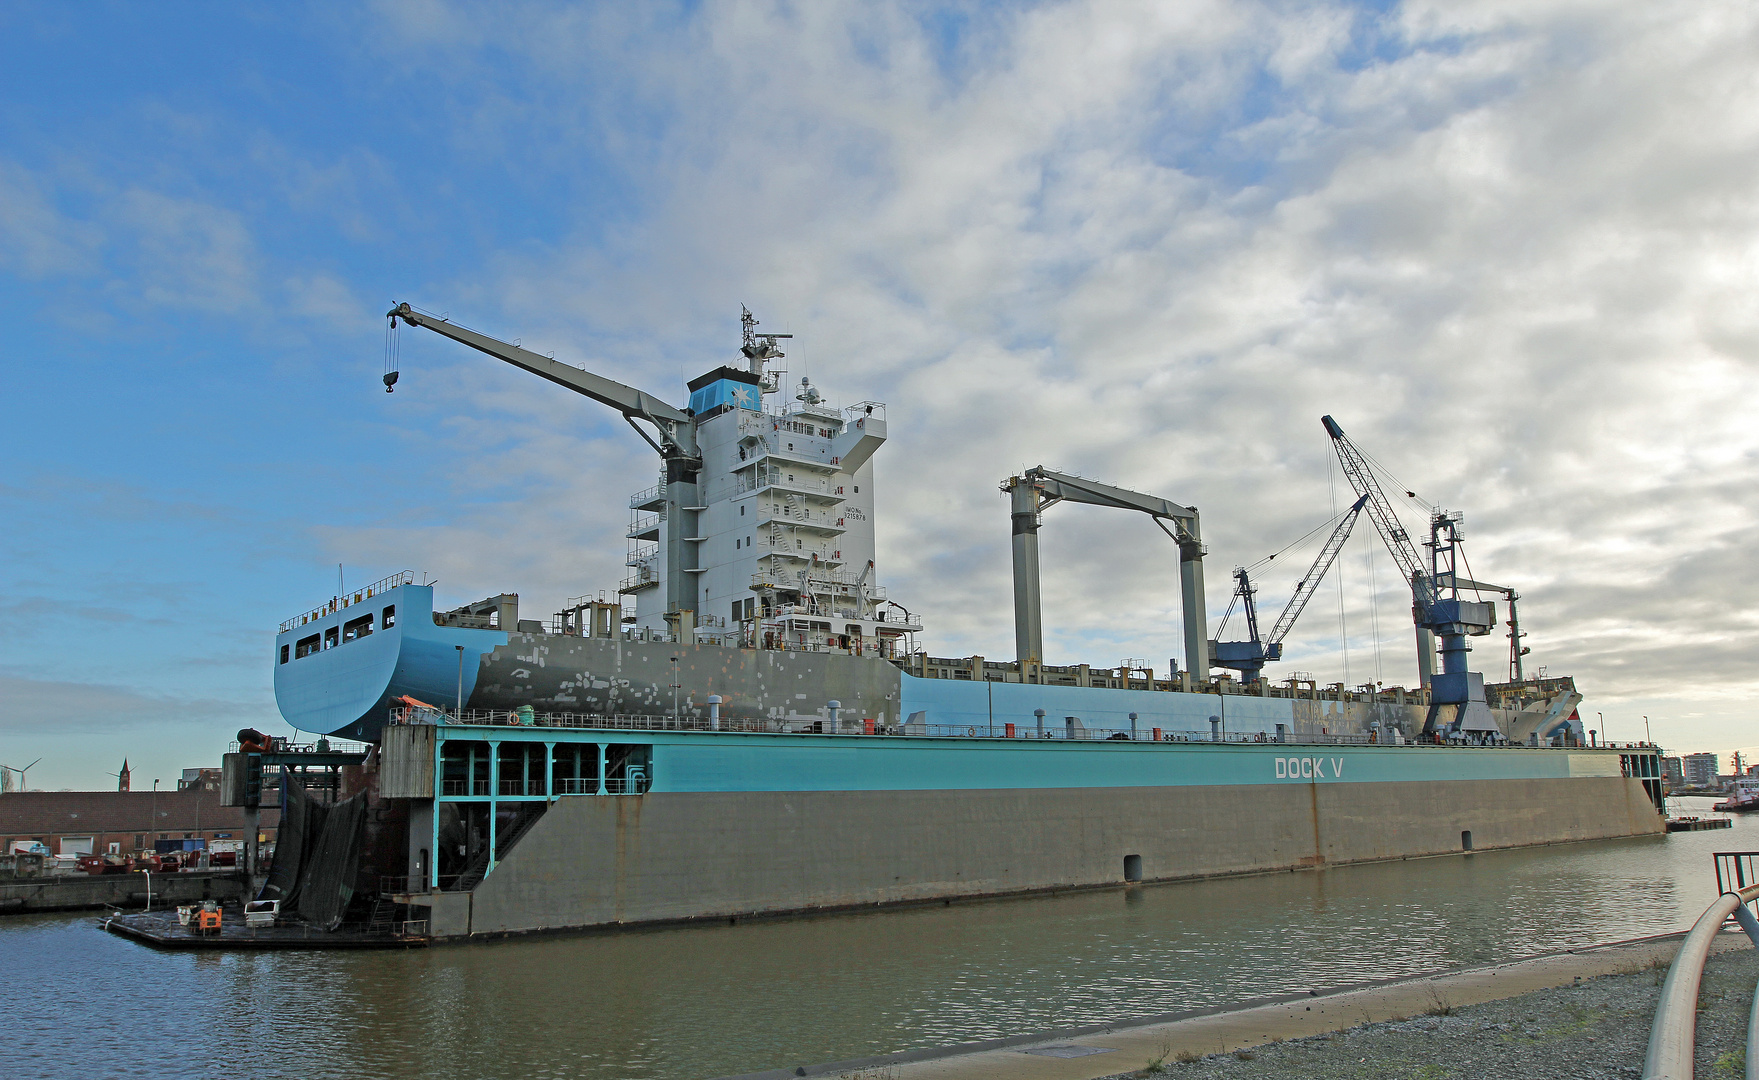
left=731, top=385, right=756, bottom=408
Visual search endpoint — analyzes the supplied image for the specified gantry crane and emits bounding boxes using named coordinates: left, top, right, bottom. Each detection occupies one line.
left=1001, top=467, right=1206, bottom=685
left=1212, top=494, right=1368, bottom=683
left=1320, top=416, right=1499, bottom=738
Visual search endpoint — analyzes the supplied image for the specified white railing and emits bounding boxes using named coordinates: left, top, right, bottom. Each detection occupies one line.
left=388, top=705, right=1616, bottom=749
left=281, top=571, right=416, bottom=633
left=1642, top=880, right=1759, bottom=1079
left=760, top=506, right=844, bottom=530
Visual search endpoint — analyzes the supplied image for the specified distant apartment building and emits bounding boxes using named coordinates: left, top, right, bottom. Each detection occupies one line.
left=1662, top=757, right=1685, bottom=787
left=1682, top=753, right=1721, bottom=786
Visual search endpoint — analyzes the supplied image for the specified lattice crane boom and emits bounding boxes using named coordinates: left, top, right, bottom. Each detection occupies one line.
left=1265, top=494, right=1368, bottom=646
left=1321, top=415, right=1431, bottom=612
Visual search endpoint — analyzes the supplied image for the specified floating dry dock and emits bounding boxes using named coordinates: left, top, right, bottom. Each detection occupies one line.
left=352, top=710, right=1663, bottom=940
left=231, top=304, right=1668, bottom=945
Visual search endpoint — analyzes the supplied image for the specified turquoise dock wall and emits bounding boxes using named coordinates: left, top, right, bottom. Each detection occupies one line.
left=645, top=735, right=1621, bottom=792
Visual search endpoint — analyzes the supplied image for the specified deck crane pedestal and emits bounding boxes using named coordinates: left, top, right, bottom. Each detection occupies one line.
left=1212, top=494, right=1369, bottom=684
left=1321, top=416, right=1500, bottom=740
left=1001, top=467, right=1206, bottom=687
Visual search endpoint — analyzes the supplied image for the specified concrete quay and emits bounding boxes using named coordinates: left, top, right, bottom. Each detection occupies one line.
left=0, top=869, right=247, bottom=914
left=726, top=932, right=1751, bottom=1080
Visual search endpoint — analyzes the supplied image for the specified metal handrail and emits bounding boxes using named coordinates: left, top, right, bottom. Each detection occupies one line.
left=1643, top=881, right=1759, bottom=1079
left=387, top=705, right=1633, bottom=750
left=280, top=570, right=415, bottom=632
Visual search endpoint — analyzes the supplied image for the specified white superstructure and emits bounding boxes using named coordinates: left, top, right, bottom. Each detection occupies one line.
left=621, top=312, right=921, bottom=657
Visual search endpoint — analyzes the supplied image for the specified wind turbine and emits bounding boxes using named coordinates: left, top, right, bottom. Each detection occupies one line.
left=1, top=758, right=43, bottom=793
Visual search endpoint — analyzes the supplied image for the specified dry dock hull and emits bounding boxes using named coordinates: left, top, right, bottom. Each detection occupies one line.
left=376, top=729, right=1665, bottom=940
left=424, top=775, right=1661, bottom=938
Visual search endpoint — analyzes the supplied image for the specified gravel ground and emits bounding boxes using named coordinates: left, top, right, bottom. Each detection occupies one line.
left=1094, top=947, right=1759, bottom=1080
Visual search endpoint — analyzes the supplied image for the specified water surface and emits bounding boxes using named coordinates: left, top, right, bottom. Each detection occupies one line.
left=7, top=797, right=1746, bottom=1079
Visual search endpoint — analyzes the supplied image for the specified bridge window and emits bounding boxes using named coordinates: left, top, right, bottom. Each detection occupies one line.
left=279, top=644, right=289, bottom=665
left=295, top=635, right=321, bottom=659
left=382, top=605, right=396, bottom=629
left=343, top=614, right=373, bottom=642
left=324, top=626, right=339, bottom=649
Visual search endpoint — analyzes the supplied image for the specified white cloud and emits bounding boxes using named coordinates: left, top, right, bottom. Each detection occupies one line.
left=0, top=161, right=101, bottom=277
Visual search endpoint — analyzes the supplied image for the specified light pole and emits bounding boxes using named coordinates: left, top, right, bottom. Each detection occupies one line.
left=1644, top=715, right=1652, bottom=745
left=670, top=656, right=680, bottom=724
left=1597, top=712, right=1603, bottom=744
left=151, top=779, right=160, bottom=860
left=455, top=645, right=465, bottom=716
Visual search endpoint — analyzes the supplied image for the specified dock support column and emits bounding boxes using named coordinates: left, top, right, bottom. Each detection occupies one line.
left=544, top=742, right=554, bottom=801
left=487, top=740, right=499, bottom=876
left=1009, top=479, right=1044, bottom=675
left=430, top=730, right=442, bottom=890
left=1177, top=519, right=1209, bottom=684
left=596, top=744, right=607, bottom=795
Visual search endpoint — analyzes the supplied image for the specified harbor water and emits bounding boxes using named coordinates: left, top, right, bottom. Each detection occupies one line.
left=7, top=798, right=1746, bottom=1080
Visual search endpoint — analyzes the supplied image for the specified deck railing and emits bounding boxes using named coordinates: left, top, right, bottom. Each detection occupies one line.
left=388, top=706, right=1638, bottom=750
left=280, top=570, right=416, bottom=633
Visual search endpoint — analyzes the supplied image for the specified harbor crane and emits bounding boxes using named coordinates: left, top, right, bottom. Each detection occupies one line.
left=385, top=302, right=775, bottom=631
left=1435, top=572, right=1531, bottom=683
left=1211, top=494, right=1369, bottom=683
left=1320, top=415, right=1499, bottom=738
left=1001, top=467, right=1207, bottom=686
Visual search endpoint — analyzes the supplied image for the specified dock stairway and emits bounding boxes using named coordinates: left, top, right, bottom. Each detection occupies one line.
left=451, top=801, right=549, bottom=892
left=366, top=900, right=396, bottom=935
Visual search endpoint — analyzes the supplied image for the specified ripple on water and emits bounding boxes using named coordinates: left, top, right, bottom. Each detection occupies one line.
left=7, top=799, right=1739, bottom=1080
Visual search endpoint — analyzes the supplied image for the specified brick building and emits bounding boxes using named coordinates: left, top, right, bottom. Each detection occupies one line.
left=0, top=788, right=279, bottom=857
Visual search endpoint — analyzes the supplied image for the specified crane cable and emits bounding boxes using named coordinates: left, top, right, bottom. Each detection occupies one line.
left=1331, top=455, right=1350, bottom=687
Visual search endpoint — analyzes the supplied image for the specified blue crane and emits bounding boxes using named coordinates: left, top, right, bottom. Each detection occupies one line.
left=1321, top=415, right=1500, bottom=740
left=1212, top=494, right=1369, bottom=683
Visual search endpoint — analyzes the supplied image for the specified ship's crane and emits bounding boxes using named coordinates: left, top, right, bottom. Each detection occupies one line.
left=1212, top=494, right=1368, bottom=683
left=387, top=302, right=697, bottom=463
left=385, top=302, right=708, bottom=623
left=1320, top=415, right=1499, bottom=739
left=1001, top=467, right=1207, bottom=686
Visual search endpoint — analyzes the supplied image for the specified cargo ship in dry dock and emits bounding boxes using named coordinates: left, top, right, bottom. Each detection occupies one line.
left=257, top=304, right=1664, bottom=941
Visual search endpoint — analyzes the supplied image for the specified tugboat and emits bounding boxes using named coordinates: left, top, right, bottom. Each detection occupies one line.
left=1713, top=779, right=1759, bottom=812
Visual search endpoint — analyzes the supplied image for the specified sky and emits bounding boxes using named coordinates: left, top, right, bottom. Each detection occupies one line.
left=3, top=1, right=1757, bottom=789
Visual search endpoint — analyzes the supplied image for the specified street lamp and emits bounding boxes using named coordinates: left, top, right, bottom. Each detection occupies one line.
left=1643, top=715, right=1652, bottom=745
left=1597, top=712, right=1603, bottom=744
left=670, top=656, right=680, bottom=723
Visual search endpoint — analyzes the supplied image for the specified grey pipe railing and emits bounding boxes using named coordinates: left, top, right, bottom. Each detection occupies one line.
left=1643, top=883, right=1759, bottom=1079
